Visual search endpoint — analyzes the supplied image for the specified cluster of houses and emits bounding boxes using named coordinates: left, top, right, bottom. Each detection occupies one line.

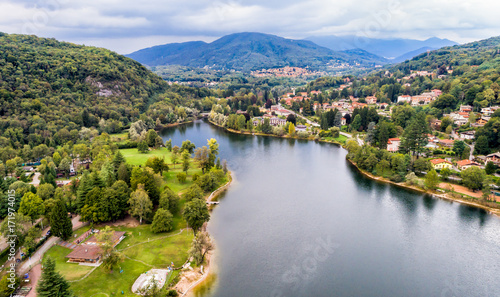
left=251, top=67, right=325, bottom=78
left=396, top=89, right=442, bottom=106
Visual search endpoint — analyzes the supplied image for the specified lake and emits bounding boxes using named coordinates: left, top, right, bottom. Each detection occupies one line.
left=161, top=121, right=500, bottom=297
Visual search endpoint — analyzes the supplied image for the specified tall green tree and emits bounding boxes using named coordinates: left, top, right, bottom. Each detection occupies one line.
left=461, top=166, right=485, bottom=191
left=36, top=257, right=74, bottom=297
left=49, top=199, right=73, bottom=240
left=183, top=199, right=210, bottom=233
left=129, top=184, right=153, bottom=224
left=399, top=112, right=429, bottom=159
left=424, top=169, right=439, bottom=190
left=96, top=226, right=124, bottom=271
left=19, top=192, right=45, bottom=224
left=151, top=208, right=173, bottom=233
left=474, top=135, right=490, bottom=155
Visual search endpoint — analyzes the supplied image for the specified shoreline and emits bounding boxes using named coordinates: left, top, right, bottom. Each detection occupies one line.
left=175, top=171, right=233, bottom=296
left=206, top=119, right=500, bottom=216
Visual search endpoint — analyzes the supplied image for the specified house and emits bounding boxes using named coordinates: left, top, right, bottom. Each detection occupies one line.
left=438, top=139, right=455, bottom=147
left=387, top=138, right=401, bottom=152
left=430, top=159, right=453, bottom=170
left=486, top=153, right=500, bottom=165
left=365, top=96, right=377, bottom=104
left=341, top=118, right=347, bottom=126
left=430, top=119, right=442, bottom=130
left=397, top=95, right=412, bottom=103
left=432, top=89, right=443, bottom=97
left=459, top=131, right=475, bottom=140
left=296, top=125, right=307, bottom=132
left=456, top=160, right=480, bottom=171
left=481, top=107, right=494, bottom=116
left=66, top=231, right=126, bottom=264
left=66, top=245, right=102, bottom=264
left=460, top=105, right=473, bottom=113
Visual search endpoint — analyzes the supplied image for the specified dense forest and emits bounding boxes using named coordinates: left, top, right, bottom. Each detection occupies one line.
left=0, top=33, right=214, bottom=158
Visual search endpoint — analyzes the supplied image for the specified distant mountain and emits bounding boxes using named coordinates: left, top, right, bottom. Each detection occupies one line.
left=304, top=35, right=457, bottom=60
left=127, top=32, right=388, bottom=71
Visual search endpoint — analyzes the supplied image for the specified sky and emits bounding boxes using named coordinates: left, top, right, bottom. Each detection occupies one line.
left=0, top=0, right=499, bottom=54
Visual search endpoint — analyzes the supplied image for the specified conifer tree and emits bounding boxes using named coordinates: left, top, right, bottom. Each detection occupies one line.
left=36, top=257, right=73, bottom=297
left=49, top=199, right=73, bottom=240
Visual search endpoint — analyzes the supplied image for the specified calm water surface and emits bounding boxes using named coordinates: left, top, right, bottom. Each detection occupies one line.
left=161, top=121, right=500, bottom=297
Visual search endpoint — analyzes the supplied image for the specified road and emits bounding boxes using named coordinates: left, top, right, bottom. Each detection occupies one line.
left=29, top=172, right=41, bottom=187
left=18, top=236, right=59, bottom=274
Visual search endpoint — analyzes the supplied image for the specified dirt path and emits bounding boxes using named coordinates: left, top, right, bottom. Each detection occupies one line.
left=25, top=264, right=41, bottom=297
left=439, top=182, right=483, bottom=198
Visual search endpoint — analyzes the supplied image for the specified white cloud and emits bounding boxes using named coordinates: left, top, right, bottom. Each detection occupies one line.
left=0, top=0, right=499, bottom=52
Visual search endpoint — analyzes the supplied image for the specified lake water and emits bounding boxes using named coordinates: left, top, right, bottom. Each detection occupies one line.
left=161, top=121, right=500, bottom=297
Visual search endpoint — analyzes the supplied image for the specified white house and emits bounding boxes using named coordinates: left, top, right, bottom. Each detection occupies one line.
left=387, top=138, right=401, bottom=152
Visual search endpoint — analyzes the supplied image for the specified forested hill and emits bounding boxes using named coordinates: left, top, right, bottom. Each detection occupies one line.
left=0, top=33, right=207, bottom=150
left=391, top=36, right=500, bottom=75
left=126, top=32, right=388, bottom=71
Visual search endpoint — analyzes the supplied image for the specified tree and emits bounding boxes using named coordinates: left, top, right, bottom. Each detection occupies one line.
left=181, top=140, right=196, bottom=154
left=49, top=199, right=73, bottom=240
left=194, top=146, right=210, bottom=173
left=36, top=257, right=74, bottom=297
left=146, top=129, right=159, bottom=147
left=171, top=152, right=179, bottom=169
left=286, top=114, right=296, bottom=125
left=128, top=184, right=153, bottom=224
left=151, top=208, right=173, bottom=233
left=112, top=150, right=126, bottom=172
left=182, top=151, right=190, bottom=172
left=117, top=163, right=130, bottom=185
left=288, top=123, right=295, bottom=136
left=400, top=112, right=429, bottom=159
left=183, top=184, right=204, bottom=202
left=58, top=158, right=71, bottom=178
left=19, top=192, right=45, bottom=224
left=103, top=180, right=130, bottom=221
left=188, top=231, right=214, bottom=265
left=485, top=161, right=496, bottom=175
left=37, top=183, right=55, bottom=200
left=474, top=135, right=489, bottom=155
left=413, top=158, right=431, bottom=173
left=424, top=169, right=439, bottom=190
left=452, top=141, right=467, bottom=160
left=130, top=167, right=160, bottom=204
left=177, top=172, right=187, bottom=183
left=159, top=188, right=180, bottom=214
left=261, top=118, right=273, bottom=134
left=145, top=156, right=168, bottom=176
left=165, top=139, right=172, bottom=151
left=0, top=213, right=30, bottom=246
left=350, top=114, right=362, bottom=131
left=0, top=274, right=18, bottom=297
left=440, top=167, right=452, bottom=180
left=96, top=226, right=124, bottom=271
left=138, top=141, right=149, bottom=154
left=183, top=199, right=210, bottom=233
left=461, top=166, right=485, bottom=191
left=53, top=152, right=62, bottom=167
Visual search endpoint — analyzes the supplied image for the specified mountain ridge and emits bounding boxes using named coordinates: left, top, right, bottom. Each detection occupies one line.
left=126, top=32, right=388, bottom=71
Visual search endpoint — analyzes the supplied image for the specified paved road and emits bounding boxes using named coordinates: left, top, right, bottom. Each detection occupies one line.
left=29, top=172, right=41, bottom=187
left=25, top=264, right=41, bottom=297
left=18, top=236, right=59, bottom=274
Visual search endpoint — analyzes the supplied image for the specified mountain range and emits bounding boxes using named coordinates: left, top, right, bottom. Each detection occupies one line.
left=126, top=32, right=388, bottom=71
left=304, top=35, right=457, bottom=62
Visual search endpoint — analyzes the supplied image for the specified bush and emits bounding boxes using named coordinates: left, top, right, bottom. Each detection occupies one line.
left=390, top=174, right=404, bottom=183
left=176, top=172, right=187, bottom=183
left=297, top=131, right=309, bottom=138
left=151, top=208, right=173, bottom=233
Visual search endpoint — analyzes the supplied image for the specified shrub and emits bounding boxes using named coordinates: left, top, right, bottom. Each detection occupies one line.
left=176, top=172, right=187, bottom=183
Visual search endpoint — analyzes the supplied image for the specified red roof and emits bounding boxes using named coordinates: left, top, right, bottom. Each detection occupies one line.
left=456, top=160, right=479, bottom=167
left=387, top=138, right=400, bottom=144
left=430, top=158, right=452, bottom=165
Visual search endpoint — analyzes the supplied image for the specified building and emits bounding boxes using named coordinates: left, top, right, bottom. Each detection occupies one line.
left=397, top=95, right=412, bottom=103
left=456, top=160, right=480, bottom=171
left=430, top=159, right=453, bottom=170
left=460, top=105, right=473, bottom=112
left=296, top=125, right=307, bottom=132
left=459, top=131, right=476, bottom=140
left=387, top=138, right=401, bottom=152
left=486, top=153, right=500, bottom=165
left=438, top=139, right=455, bottom=147
left=66, top=231, right=126, bottom=264
left=365, top=96, right=377, bottom=104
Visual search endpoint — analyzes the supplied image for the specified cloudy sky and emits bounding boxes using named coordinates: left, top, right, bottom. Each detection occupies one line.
left=0, top=0, right=499, bottom=54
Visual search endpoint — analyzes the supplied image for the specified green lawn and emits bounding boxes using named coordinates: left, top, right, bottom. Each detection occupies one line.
left=67, top=225, right=193, bottom=297
left=323, top=134, right=348, bottom=144
left=119, top=147, right=174, bottom=166
left=43, top=245, right=94, bottom=281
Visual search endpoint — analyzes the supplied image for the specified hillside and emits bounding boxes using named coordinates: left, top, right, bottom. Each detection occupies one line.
left=0, top=33, right=204, bottom=149
left=127, top=32, right=388, bottom=71
left=305, top=35, right=457, bottom=60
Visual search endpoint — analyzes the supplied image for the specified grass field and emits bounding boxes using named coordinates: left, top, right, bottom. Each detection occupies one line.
left=323, top=134, right=348, bottom=144
left=43, top=245, right=94, bottom=281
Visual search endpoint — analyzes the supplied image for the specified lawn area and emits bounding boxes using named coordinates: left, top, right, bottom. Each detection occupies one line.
left=43, top=245, right=94, bottom=281
left=119, top=147, right=205, bottom=194
left=68, top=225, right=193, bottom=297
left=323, top=134, right=348, bottom=144
left=119, top=147, right=174, bottom=166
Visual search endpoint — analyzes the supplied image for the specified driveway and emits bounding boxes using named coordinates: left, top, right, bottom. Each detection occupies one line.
left=29, top=172, right=41, bottom=187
